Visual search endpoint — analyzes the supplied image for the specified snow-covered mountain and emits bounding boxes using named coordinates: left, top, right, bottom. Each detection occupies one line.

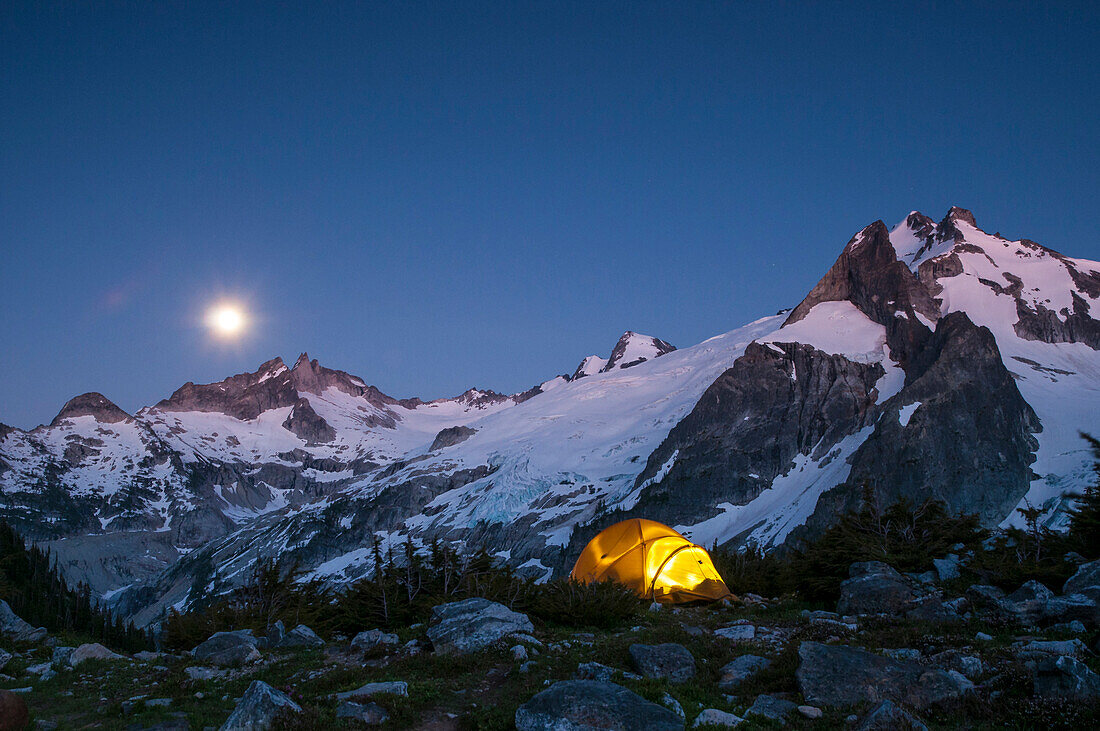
left=2, top=207, right=1098, bottom=625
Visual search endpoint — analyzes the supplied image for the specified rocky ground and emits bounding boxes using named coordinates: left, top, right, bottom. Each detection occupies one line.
left=1, top=558, right=1099, bottom=730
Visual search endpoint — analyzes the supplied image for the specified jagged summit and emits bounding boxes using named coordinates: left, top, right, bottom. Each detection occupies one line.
left=603, top=331, right=677, bottom=372
left=570, top=355, right=608, bottom=380
left=50, top=393, right=131, bottom=426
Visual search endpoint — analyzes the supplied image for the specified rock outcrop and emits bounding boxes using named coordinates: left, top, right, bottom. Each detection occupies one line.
left=515, top=680, right=684, bottom=731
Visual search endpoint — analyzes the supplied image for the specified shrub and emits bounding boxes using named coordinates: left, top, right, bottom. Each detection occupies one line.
left=529, top=577, right=641, bottom=628
left=709, top=545, right=794, bottom=599
left=786, top=490, right=985, bottom=601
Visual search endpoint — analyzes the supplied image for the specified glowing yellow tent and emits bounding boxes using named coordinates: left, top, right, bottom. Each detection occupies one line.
left=570, top=518, right=733, bottom=604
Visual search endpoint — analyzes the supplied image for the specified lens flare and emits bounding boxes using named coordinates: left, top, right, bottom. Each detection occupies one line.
left=206, top=303, right=247, bottom=338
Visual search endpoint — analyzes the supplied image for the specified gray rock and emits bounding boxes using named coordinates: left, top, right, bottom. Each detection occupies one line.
left=1042, top=594, right=1098, bottom=626
left=855, top=699, right=928, bottom=730
left=574, top=661, right=640, bottom=682
left=975, top=632, right=993, bottom=641
left=1033, top=655, right=1100, bottom=698
left=0, top=600, right=47, bottom=643
left=691, top=709, right=743, bottom=728
left=185, top=666, right=226, bottom=681
left=350, top=629, right=399, bottom=651
left=266, top=621, right=285, bottom=646
left=51, top=646, right=74, bottom=667
left=192, top=632, right=261, bottom=667
left=332, top=681, right=408, bottom=701
left=837, top=563, right=941, bottom=618
left=512, top=644, right=528, bottom=661
left=932, top=554, right=960, bottom=581
left=714, top=625, right=755, bottom=641
left=1003, top=580, right=1055, bottom=624
left=1063, top=559, right=1100, bottom=595
left=220, top=680, right=301, bottom=730
left=661, top=692, right=685, bottom=719
left=0, top=648, right=11, bottom=672
left=1014, top=638, right=1089, bottom=658
left=746, top=695, right=798, bottom=724
left=928, top=651, right=983, bottom=680
left=629, top=643, right=696, bottom=683
left=718, top=655, right=771, bottom=690
left=70, top=643, right=125, bottom=666
left=798, top=705, right=823, bottom=719
left=335, top=700, right=389, bottom=724
left=882, top=649, right=921, bottom=662
left=796, top=642, right=970, bottom=709
left=276, top=624, right=324, bottom=648
left=427, top=598, right=534, bottom=654
left=515, top=680, right=684, bottom=730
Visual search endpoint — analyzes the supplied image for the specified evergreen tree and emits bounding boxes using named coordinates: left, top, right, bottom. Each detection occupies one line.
left=1068, top=432, right=1100, bottom=558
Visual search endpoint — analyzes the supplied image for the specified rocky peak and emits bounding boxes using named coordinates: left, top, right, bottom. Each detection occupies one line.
left=570, top=355, right=608, bottom=381
left=602, top=332, right=676, bottom=372
left=50, top=393, right=131, bottom=426
left=904, top=211, right=936, bottom=239
left=935, top=207, right=977, bottom=243
left=785, top=219, right=939, bottom=331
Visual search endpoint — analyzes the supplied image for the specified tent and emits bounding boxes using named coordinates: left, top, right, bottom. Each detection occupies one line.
left=570, top=518, right=733, bottom=604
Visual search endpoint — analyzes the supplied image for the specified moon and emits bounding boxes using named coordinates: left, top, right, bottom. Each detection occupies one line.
left=206, top=303, right=247, bottom=338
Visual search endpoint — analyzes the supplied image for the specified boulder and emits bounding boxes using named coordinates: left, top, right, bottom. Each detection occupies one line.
left=746, top=695, right=798, bottom=724
left=932, top=554, right=961, bottom=582
left=1063, top=559, right=1100, bottom=595
left=0, top=650, right=10, bottom=673
left=714, top=625, right=756, bottom=641
left=796, top=642, right=970, bottom=709
left=1042, top=594, right=1098, bottom=626
left=192, top=631, right=261, bottom=667
left=629, top=643, right=696, bottom=683
left=335, top=700, right=389, bottom=724
left=185, top=666, right=226, bottom=681
left=0, top=601, right=46, bottom=643
left=220, top=680, right=301, bottom=730
left=0, top=689, right=28, bottom=731
left=836, top=563, right=942, bottom=618
left=1013, top=638, right=1089, bottom=659
left=51, top=646, right=74, bottom=668
left=427, top=598, right=534, bottom=654
left=350, top=629, right=399, bottom=651
left=515, top=680, right=684, bottom=731
left=928, top=651, right=983, bottom=680
left=1033, top=655, right=1100, bottom=698
left=276, top=624, right=324, bottom=649
left=718, top=655, right=771, bottom=690
left=332, top=681, right=408, bottom=701
left=691, top=709, right=743, bottom=728
left=266, top=621, right=285, bottom=646
left=855, top=699, right=928, bottom=730
left=1002, top=580, right=1055, bottom=624
left=70, top=643, right=125, bottom=666
left=574, top=662, right=640, bottom=682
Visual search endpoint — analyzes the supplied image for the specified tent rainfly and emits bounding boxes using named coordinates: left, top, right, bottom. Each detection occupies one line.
left=570, top=518, right=733, bottom=604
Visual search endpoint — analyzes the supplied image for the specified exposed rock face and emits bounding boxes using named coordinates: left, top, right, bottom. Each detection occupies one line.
left=570, top=355, right=608, bottom=380
left=51, top=393, right=131, bottom=426
left=515, top=680, right=685, bottom=731
left=795, top=312, right=1040, bottom=541
left=0, top=600, right=46, bottom=643
left=620, top=341, right=884, bottom=529
left=1064, top=559, right=1100, bottom=595
left=796, top=642, right=971, bottom=709
left=281, top=398, right=336, bottom=444
left=786, top=220, right=940, bottom=341
left=426, top=598, right=534, bottom=654
left=603, top=332, right=677, bottom=371
left=430, top=425, right=476, bottom=451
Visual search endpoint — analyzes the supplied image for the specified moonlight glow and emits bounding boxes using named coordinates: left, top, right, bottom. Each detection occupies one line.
left=206, top=303, right=247, bottom=338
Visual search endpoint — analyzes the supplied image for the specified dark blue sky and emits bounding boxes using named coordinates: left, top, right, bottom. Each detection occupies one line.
left=2, top=1, right=1098, bottom=428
